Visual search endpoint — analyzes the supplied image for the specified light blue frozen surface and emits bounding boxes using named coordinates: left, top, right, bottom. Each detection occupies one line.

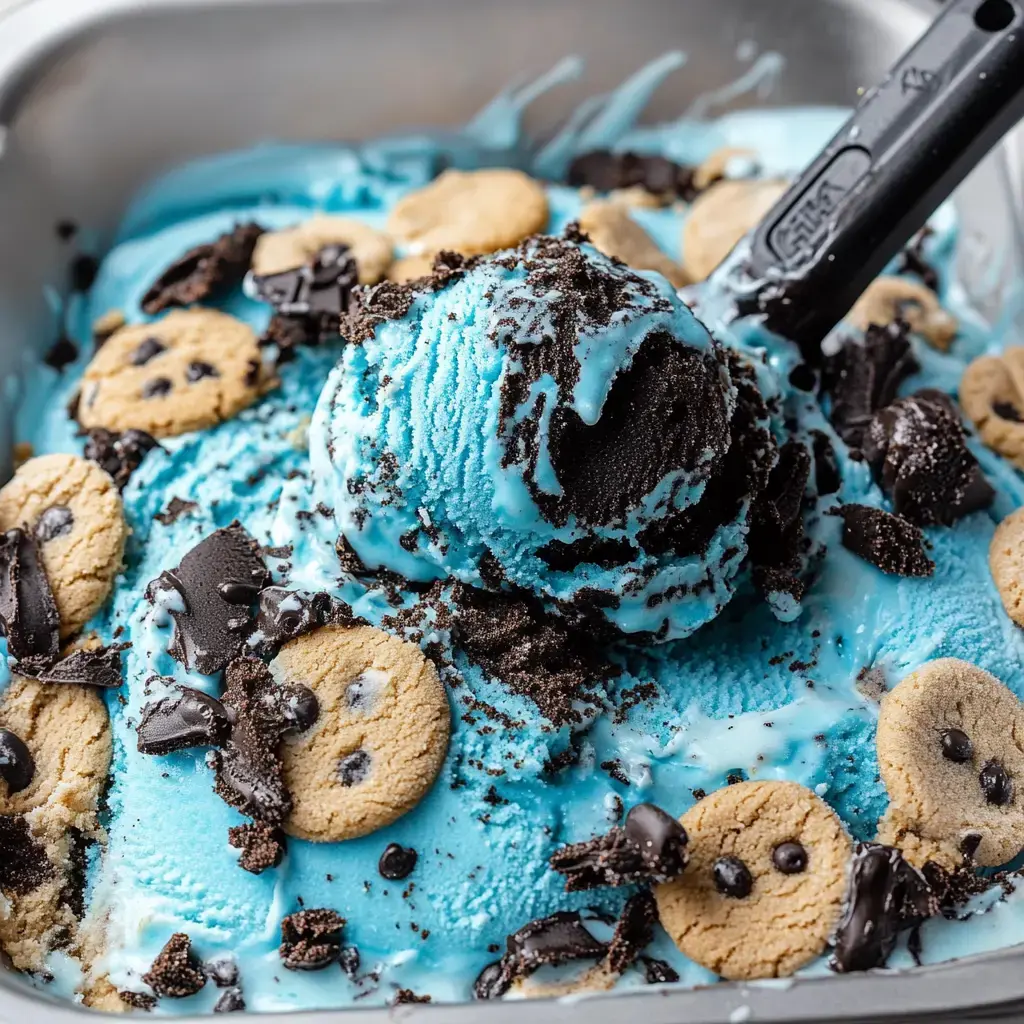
left=7, top=54, right=1024, bottom=1014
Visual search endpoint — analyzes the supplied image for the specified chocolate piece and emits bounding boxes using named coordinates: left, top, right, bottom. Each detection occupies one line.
left=550, top=802, right=688, bottom=890
left=566, top=150, right=697, bottom=200
left=641, top=957, right=679, bottom=984
left=142, top=933, right=207, bottom=998
left=146, top=523, right=270, bottom=675
left=605, top=890, right=658, bottom=975
left=16, top=644, right=125, bottom=689
left=155, top=497, right=200, bottom=526
left=941, top=728, right=973, bottom=764
left=832, top=505, right=934, bottom=577
left=713, top=856, right=753, bottom=898
left=186, top=361, right=219, bottom=383
left=205, top=958, right=239, bottom=988
left=83, top=427, right=161, bottom=489
left=830, top=843, right=938, bottom=972
left=338, top=750, right=371, bottom=787
left=772, top=841, right=808, bottom=875
left=71, top=255, right=99, bottom=293
left=34, top=505, right=74, bottom=543
left=378, top=843, right=417, bottom=881
left=280, top=908, right=346, bottom=971
left=338, top=946, right=361, bottom=980
left=811, top=429, right=842, bottom=495
left=0, top=814, right=54, bottom=893
left=393, top=989, right=432, bottom=1005
left=142, top=377, right=173, bottom=399
left=0, top=730, right=34, bottom=793
left=214, top=989, right=246, bottom=1013
left=44, top=337, right=78, bottom=372
left=141, top=223, right=263, bottom=315
left=137, top=688, right=232, bottom=754
left=979, top=760, right=1013, bottom=806
left=255, top=587, right=327, bottom=650
left=863, top=390, right=993, bottom=526
left=228, top=820, right=286, bottom=874
left=0, top=529, right=60, bottom=661
left=131, top=337, right=167, bottom=366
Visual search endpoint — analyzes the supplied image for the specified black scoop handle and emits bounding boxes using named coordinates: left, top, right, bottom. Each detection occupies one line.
left=739, top=0, right=1024, bottom=359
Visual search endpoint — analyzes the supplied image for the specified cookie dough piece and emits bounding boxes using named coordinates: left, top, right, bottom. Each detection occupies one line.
left=275, top=625, right=450, bottom=841
left=387, top=169, right=549, bottom=257
left=0, top=676, right=111, bottom=971
left=847, top=276, right=958, bottom=351
left=681, top=178, right=788, bottom=282
left=251, top=215, right=393, bottom=285
left=961, top=348, right=1024, bottom=469
left=0, top=454, right=127, bottom=638
left=579, top=200, right=688, bottom=288
left=77, top=309, right=271, bottom=438
left=990, top=507, right=1024, bottom=625
left=877, top=658, right=1024, bottom=867
left=654, top=780, right=850, bottom=981
left=873, top=808, right=962, bottom=872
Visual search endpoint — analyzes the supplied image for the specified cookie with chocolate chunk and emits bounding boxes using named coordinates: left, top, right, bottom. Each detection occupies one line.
left=960, top=347, right=1024, bottom=469
left=654, top=780, right=851, bottom=980
left=847, top=276, right=958, bottom=351
left=0, top=454, right=127, bottom=638
left=275, top=625, right=450, bottom=841
left=876, top=658, right=1024, bottom=867
left=77, top=309, right=272, bottom=438
left=989, top=506, right=1024, bottom=627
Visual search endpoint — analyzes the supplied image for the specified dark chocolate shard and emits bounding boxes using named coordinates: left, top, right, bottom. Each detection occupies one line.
left=605, top=890, right=658, bottom=975
left=830, top=843, right=939, bottom=973
left=83, top=427, right=162, bottom=490
left=862, top=389, right=993, bottom=526
left=279, top=908, right=346, bottom=971
left=254, top=587, right=329, bottom=651
left=0, top=729, right=34, bottom=793
left=550, top=802, right=688, bottom=890
left=142, top=933, right=207, bottom=998
left=566, top=150, right=697, bottom=200
left=155, top=498, right=200, bottom=527
left=378, top=843, right=418, bottom=881
left=832, top=504, right=934, bottom=577
left=141, top=223, right=263, bottom=315
left=228, top=820, right=286, bottom=874
left=0, top=529, right=60, bottom=661
left=146, top=523, right=270, bottom=675
left=0, top=815, right=54, bottom=893
left=16, top=644, right=126, bottom=689
left=137, top=687, right=232, bottom=755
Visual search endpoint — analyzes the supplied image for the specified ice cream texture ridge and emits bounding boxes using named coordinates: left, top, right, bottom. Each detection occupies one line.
left=3, top=49, right=1024, bottom=1015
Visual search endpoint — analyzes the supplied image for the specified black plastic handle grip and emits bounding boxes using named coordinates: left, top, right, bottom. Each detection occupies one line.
left=739, top=0, right=1024, bottom=360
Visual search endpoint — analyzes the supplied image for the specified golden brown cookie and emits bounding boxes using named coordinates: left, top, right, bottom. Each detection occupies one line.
left=990, top=507, right=1024, bottom=625
left=654, top=780, right=850, bottom=980
left=275, top=625, right=450, bottom=841
left=692, top=146, right=758, bottom=193
left=77, top=309, right=272, bottom=438
left=387, top=169, right=549, bottom=257
left=873, top=808, right=962, bottom=872
left=877, top=658, right=1024, bottom=867
left=0, top=454, right=127, bottom=638
left=847, top=276, right=958, bottom=350
left=681, top=178, right=788, bottom=282
left=579, top=201, right=688, bottom=288
left=961, top=348, right=1024, bottom=469
left=251, top=214, right=394, bottom=285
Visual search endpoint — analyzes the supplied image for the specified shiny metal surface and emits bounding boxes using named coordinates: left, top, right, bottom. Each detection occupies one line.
left=0, top=0, right=1022, bottom=1019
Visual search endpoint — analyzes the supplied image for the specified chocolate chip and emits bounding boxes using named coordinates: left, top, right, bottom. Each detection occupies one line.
left=142, top=933, right=206, bottom=998
left=378, top=844, right=417, bottom=880
left=213, top=988, right=245, bottom=1013
left=772, top=841, right=808, bottom=875
left=960, top=832, right=983, bottom=860
left=713, top=856, right=753, bottom=898
left=137, top=688, right=232, bottom=755
left=84, top=427, right=161, bottom=489
left=641, top=957, right=679, bottom=984
left=0, top=529, right=60, bottom=661
left=142, top=377, right=173, bottom=399
left=832, top=504, right=934, bottom=577
left=15, top=644, right=125, bottom=689
left=186, top=361, right=219, bottom=383
left=44, top=336, right=78, bottom=372
left=155, top=497, right=199, bottom=526
left=146, top=523, right=269, bottom=675
left=205, top=958, right=239, bottom=988
left=280, top=908, right=346, bottom=971
left=338, top=750, right=371, bottom=787
left=993, top=400, right=1023, bottom=422
left=34, top=505, right=74, bottom=543
left=338, top=946, right=361, bottom=980
left=0, top=730, right=34, bottom=793
left=131, top=337, right=167, bottom=366
left=141, top=223, right=264, bottom=316
left=0, top=814, right=54, bottom=893
left=941, top=728, right=973, bottom=764
left=979, top=760, right=1013, bottom=806
left=228, top=820, right=286, bottom=874
left=566, top=150, right=696, bottom=199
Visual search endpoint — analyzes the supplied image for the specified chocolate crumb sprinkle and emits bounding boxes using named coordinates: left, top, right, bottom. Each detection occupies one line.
left=142, top=933, right=207, bottom=998
left=280, top=908, right=346, bottom=971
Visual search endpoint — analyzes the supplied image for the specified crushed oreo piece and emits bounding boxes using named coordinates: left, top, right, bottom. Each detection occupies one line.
left=16, top=644, right=126, bottom=689
left=213, top=989, right=246, bottom=1013
left=44, top=336, right=78, bottom=372
left=0, top=729, right=34, bottom=793
left=280, top=908, right=346, bottom=971
left=83, top=427, right=161, bottom=489
left=155, top=498, right=200, bottom=526
left=205, top=958, right=239, bottom=988
left=550, top=802, right=687, bottom=890
left=830, top=843, right=939, bottom=972
left=142, top=933, right=207, bottom=998
left=0, top=529, right=60, bottom=661
left=118, top=991, right=157, bottom=1011
left=392, top=989, right=432, bottom=1005
left=254, top=588, right=329, bottom=651
left=228, top=820, right=286, bottom=874
left=641, top=956, right=679, bottom=984
left=378, top=843, right=417, bottom=881
left=832, top=505, right=934, bottom=577
left=811, top=429, right=842, bottom=495
left=146, top=523, right=270, bottom=675
left=34, top=505, right=74, bottom=543
left=0, top=814, right=54, bottom=893
left=566, top=151, right=697, bottom=200
left=137, top=687, right=232, bottom=754
left=605, top=890, right=658, bottom=975
left=863, top=389, right=993, bottom=526
left=339, top=946, right=361, bottom=980
left=141, top=223, right=263, bottom=315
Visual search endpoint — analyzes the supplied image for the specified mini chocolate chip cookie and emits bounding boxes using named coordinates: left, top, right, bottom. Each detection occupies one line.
left=251, top=215, right=394, bottom=285
left=387, top=169, right=549, bottom=257
left=274, top=625, right=450, bottom=841
left=989, top=507, right=1024, bottom=626
left=960, top=348, right=1024, bottom=469
left=77, top=309, right=272, bottom=438
left=0, top=454, right=127, bottom=638
left=847, top=276, right=958, bottom=351
left=654, top=780, right=851, bottom=980
left=579, top=200, right=688, bottom=288
left=877, top=658, right=1024, bottom=867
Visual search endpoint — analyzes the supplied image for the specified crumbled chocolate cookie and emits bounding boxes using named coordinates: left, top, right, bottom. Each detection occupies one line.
left=0, top=729, right=34, bottom=793
left=0, top=815, right=53, bottom=893
left=566, top=151, right=697, bottom=200
left=228, top=820, right=286, bottom=874
left=0, top=528, right=60, bottom=661
left=605, top=891, right=659, bottom=975
left=205, top=958, right=239, bottom=988
left=863, top=389, right=993, bottom=526
left=378, top=843, right=417, bottom=881
left=141, top=223, right=263, bottom=315
left=155, top=498, right=200, bottom=526
left=254, top=587, right=331, bottom=652
left=550, top=803, right=687, bottom=890
left=213, top=989, right=246, bottom=1013
left=83, top=427, right=162, bottom=489
left=392, top=989, right=432, bottom=1005
left=118, top=990, right=157, bottom=1011
left=146, top=523, right=270, bottom=675
left=142, top=933, right=207, bottom=998
left=16, top=643, right=126, bottom=689
left=137, top=687, right=233, bottom=755
left=832, top=505, right=934, bottom=577
left=280, top=908, right=346, bottom=971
